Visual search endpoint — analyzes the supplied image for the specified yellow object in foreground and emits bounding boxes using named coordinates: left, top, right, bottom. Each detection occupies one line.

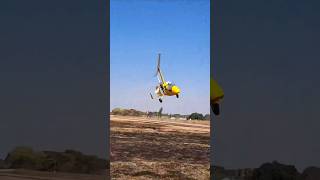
left=211, top=78, right=224, bottom=116
left=211, top=78, right=224, bottom=103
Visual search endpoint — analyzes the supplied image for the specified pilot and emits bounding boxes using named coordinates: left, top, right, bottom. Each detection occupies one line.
left=166, top=81, right=172, bottom=90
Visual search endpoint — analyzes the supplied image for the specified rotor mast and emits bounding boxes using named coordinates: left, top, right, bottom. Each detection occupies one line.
left=156, top=53, right=166, bottom=84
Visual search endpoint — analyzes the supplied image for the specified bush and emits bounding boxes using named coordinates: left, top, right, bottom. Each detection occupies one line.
left=111, top=108, right=145, bottom=116
left=204, top=114, right=210, bottom=120
left=251, top=161, right=301, bottom=180
left=5, top=146, right=45, bottom=170
left=4, top=147, right=107, bottom=174
left=0, top=159, right=6, bottom=169
left=45, top=149, right=107, bottom=174
left=187, top=113, right=205, bottom=120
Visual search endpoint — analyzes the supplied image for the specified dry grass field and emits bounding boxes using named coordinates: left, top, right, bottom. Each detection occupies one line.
left=110, top=115, right=210, bottom=180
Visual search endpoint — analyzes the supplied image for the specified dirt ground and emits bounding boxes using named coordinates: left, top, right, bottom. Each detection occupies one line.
left=110, top=115, right=210, bottom=180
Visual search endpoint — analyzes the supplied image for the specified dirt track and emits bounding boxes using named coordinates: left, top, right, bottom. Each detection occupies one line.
left=110, top=115, right=210, bottom=180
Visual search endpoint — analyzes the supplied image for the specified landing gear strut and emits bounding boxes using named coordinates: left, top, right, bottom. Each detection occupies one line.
left=211, top=102, right=220, bottom=115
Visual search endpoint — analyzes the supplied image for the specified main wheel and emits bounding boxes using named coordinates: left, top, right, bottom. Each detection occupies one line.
left=159, top=99, right=163, bottom=103
left=212, top=103, right=220, bottom=115
left=176, top=94, right=179, bottom=98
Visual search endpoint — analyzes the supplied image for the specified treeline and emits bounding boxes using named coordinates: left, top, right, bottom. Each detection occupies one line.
left=215, top=161, right=320, bottom=180
left=111, top=108, right=210, bottom=120
left=111, top=108, right=145, bottom=116
left=0, top=147, right=107, bottom=174
left=187, top=113, right=210, bottom=120
left=149, top=112, right=210, bottom=120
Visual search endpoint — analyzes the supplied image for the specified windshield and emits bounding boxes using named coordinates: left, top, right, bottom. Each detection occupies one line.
left=167, top=81, right=175, bottom=86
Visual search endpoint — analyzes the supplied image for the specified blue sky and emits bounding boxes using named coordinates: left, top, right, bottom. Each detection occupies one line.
left=110, top=0, right=210, bottom=115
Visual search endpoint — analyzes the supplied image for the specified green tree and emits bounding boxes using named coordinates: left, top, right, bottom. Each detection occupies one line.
left=187, top=113, right=205, bottom=120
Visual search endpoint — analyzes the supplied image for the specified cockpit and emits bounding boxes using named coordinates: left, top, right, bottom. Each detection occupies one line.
left=166, top=81, right=175, bottom=86
left=166, top=81, right=175, bottom=90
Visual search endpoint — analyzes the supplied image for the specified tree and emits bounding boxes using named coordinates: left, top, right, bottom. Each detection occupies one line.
left=187, top=113, right=205, bottom=120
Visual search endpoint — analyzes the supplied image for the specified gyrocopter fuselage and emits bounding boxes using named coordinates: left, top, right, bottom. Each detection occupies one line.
left=150, top=53, right=180, bottom=103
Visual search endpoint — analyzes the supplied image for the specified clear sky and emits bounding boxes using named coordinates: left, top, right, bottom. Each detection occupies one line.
left=110, top=0, right=210, bottom=115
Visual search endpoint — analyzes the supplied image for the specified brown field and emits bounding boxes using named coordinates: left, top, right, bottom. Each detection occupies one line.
left=110, top=115, right=210, bottom=180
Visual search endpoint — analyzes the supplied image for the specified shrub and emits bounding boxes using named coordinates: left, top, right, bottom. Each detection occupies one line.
left=4, top=147, right=107, bottom=174
left=187, top=113, right=205, bottom=120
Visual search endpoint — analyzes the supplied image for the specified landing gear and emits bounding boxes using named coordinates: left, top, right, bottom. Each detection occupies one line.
left=159, top=99, right=163, bottom=103
left=212, top=102, right=220, bottom=115
left=176, top=94, right=179, bottom=98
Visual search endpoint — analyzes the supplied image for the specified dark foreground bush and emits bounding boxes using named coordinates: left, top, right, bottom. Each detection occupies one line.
left=3, top=147, right=107, bottom=174
left=251, top=161, right=301, bottom=180
left=0, top=159, right=6, bottom=169
left=5, top=146, right=45, bottom=170
left=301, top=167, right=320, bottom=180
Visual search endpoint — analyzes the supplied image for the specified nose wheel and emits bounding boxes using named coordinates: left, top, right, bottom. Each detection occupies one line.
left=176, top=94, right=179, bottom=98
left=159, top=99, right=163, bottom=103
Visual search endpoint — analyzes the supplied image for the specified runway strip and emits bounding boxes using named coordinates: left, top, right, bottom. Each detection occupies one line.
left=111, top=115, right=210, bottom=133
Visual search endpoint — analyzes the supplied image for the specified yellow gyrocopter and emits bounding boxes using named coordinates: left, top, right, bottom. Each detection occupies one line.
left=150, top=53, right=181, bottom=103
left=211, top=78, right=224, bottom=115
